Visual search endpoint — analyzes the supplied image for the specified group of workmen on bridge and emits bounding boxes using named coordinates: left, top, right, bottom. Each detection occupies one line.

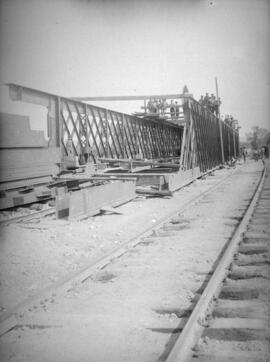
left=146, top=98, right=181, bottom=120
left=199, top=93, right=221, bottom=116
left=146, top=85, right=190, bottom=120
left=144, top=88, right=239, bottom=129
left=223, top=114, right=239, bottom=129
left=146, top=89, right=222, bottom=120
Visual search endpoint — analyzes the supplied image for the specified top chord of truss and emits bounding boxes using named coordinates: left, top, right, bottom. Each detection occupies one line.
left=72, top=93, right=192, bottom=102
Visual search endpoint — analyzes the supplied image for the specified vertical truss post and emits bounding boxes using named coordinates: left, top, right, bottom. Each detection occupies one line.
left=228, top=127, right=231, bottom=159
left=180, top=98, right=191, bottom=170
left=233, top=129, right=236, bottom=158
left=55, top=96, right=64, bottom=166
left=46, top=96, right=61, bottom=149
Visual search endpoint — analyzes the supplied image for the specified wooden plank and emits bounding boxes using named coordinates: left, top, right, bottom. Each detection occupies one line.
left=100, top=205, right=123, bottom=214
left=209, top=317, right=267, bottom=330
left=98, top=157, right=180, bottom=169
left=194, top=351, right=266, bottom=362
left=213, top=299, right=265, bottom=319
left=130, top=166, right=151, bottom=173
left=136, top=188, right=172, bottom=197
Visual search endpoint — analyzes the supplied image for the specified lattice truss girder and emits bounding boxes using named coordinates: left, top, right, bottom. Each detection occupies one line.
left=221, top=121, right=239, bottom=162
left=61, top=98, right=182, bottom=160
left=7, top=83, right=239, bottom=171
left=183, top=100, right=239, bottom=172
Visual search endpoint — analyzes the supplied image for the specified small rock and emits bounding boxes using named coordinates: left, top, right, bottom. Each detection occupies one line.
left=192, top=344, right=200, bottom=352
left=28, top=284, right=37, bottom=291
left=29, top=204, right=43, bottom=211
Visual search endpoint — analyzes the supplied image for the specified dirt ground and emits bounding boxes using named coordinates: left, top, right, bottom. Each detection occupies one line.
left=0, top=160, right=265, bottom=362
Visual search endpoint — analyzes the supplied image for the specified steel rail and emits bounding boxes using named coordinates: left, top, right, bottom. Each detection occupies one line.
left=0, top=207, right=55, bottom=227
left=166, top=164, right=266, bottom=362
left=0, top=166, right=241, bottom=336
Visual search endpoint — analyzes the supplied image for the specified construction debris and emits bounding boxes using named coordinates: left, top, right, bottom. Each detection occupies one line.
left=136, top=187, right=173, bottom=198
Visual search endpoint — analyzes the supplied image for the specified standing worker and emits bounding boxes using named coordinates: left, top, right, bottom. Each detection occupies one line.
left=253, top=149, right=259, bottom=162
left=260, top=147, right=265, bottom=165
left=147, top=98, right=153, bottom=113
left=204, top=93, right=210, bottom=109
left=170, top=100, right=175, bottom=120
left=162, top=98, right=168, bottom=115
left=183, top=85, right=189, bottom=94
left=175, top=101, right=180, bottom=119
left=199, top=95, right=204, bottom=106
left=209, top=94, right=216, bottom=113
left=242, top=147, right=247, bottom=163
left=152, top=99, right=158, bottom=113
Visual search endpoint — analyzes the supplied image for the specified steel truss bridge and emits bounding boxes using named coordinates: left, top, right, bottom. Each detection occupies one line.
left=7, top=83, right=239, bottom=176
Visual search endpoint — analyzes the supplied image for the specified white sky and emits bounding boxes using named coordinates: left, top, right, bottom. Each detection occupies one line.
left=0, top=0, right=270, bottom=139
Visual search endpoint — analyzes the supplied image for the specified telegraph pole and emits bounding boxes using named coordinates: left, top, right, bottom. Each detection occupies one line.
left=215, top=76, right=220, bottom=118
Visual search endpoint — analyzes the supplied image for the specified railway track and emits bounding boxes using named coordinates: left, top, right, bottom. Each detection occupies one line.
left=166, top=163, right=270, bottom=362
left=0, top=162, right=267, bottom=362
left=0, top=166, right=238, bottom=336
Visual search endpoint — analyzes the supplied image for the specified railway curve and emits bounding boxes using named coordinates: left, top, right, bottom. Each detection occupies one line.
left=0, top=160, right=268, bottom=362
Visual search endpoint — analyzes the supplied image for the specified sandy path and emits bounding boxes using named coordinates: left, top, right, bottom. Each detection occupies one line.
left=0, top=161, right=264, bottom=362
